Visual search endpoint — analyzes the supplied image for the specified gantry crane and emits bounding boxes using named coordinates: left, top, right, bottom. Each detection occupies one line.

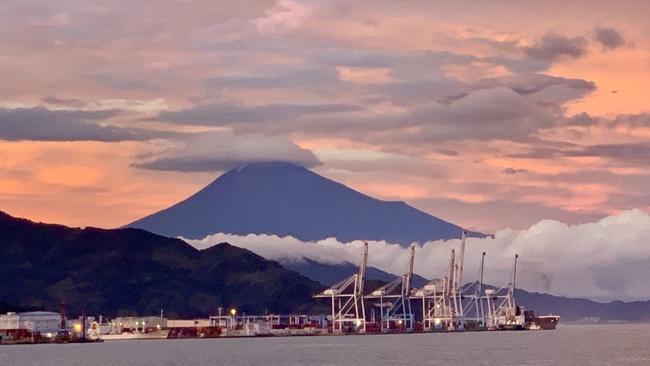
left=314, top=241, right=368, bottom=333
left=366, top=244, right=416, bottom=331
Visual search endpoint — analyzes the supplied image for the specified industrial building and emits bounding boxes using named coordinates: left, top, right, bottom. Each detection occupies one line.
left=0, top=311, right=61, bottom=333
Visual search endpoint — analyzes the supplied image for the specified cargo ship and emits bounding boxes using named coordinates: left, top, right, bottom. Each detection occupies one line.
left=532, top=315, right=560, bottom=330
left=524, top=311, right=560, bottom=330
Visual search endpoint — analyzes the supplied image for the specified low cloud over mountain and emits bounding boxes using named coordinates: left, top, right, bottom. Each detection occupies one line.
left=187, top=209, right=650, bottom=302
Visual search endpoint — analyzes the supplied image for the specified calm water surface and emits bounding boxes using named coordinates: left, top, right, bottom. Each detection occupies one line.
left=1, top=324, right=649, bottom=366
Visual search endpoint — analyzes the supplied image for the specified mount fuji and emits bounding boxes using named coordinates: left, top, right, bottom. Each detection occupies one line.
left=127, top=161, right=478, bottom=246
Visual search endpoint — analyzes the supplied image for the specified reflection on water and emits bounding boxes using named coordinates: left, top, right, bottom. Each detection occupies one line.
left=1, top=324, right=649, bottom=366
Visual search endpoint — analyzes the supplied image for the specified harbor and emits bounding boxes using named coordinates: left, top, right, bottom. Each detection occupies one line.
left=0, top=232, right=558, bottom=345
left=3, top=324, right=649, bottom=366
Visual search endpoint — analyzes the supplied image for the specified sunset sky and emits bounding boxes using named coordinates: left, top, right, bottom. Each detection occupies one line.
left=2, top=0, right=650, bottom=232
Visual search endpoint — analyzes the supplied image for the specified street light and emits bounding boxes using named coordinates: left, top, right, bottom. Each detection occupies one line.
left=229, top=308, right=238, bottom=330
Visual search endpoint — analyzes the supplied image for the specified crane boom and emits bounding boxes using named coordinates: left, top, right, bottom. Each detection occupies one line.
left=457, top=230, right=467, bottom=293
left=356, top=241, right=368, bottom=296
left=404, top=244, right=415, bottom=295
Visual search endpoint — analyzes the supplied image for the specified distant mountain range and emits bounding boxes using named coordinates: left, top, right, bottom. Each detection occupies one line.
left=128, top=161, right=478, bottom=246
left=455, top=282, right=650, bottom=322
left=0, top=211, right=323, bottom=317
left=515, top=289, right=650, bottom=322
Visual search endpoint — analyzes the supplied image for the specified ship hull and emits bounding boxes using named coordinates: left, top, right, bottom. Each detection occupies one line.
left=533, top=315, right=560, bottom=330
left=100, top=330, right=169, bottom=341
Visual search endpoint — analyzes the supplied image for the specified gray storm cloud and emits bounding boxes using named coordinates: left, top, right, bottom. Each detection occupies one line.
left=593, top=26, right=627, bottom=50
left=525, top=33, right=588, bottom=61
left=0, top=107, right=158, bottom=142
left=186, top=209, right=650, bottom=301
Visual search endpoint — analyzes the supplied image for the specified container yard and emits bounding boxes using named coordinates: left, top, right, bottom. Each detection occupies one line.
left=0, top=233, right=558, bottom=345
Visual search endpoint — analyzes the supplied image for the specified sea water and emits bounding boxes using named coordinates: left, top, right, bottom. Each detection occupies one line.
left=1, top=324, right=649, bottom=366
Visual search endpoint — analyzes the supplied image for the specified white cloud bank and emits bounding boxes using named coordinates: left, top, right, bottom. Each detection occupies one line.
left=185, top=209, right=650, bottom=301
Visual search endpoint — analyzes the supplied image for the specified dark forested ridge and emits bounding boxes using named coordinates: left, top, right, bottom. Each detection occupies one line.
left=0, top=210, right=323, bottom=317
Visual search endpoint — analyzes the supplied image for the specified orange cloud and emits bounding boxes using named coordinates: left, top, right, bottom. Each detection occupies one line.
left=0, top=141, right=214, bottom=228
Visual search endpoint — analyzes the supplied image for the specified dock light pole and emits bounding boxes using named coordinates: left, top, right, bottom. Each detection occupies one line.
left=81, top=309, right=86, bottom=342
left=230, top=308, right=237, bottom=329
left=59, top=302, right=66, bottom=331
